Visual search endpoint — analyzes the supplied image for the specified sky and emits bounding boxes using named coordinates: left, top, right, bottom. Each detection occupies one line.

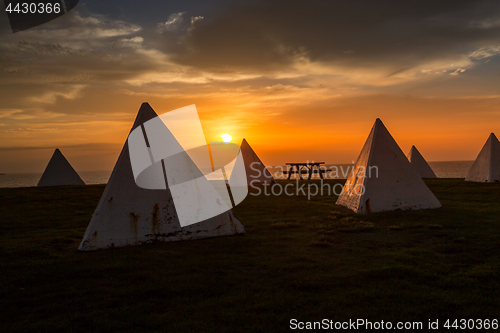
left=1, top=0, right=500, bottom=172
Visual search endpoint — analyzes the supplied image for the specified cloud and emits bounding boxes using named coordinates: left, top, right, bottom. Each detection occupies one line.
left=0, top=108, right=60, bottom=120
left=1, top=0, right=499, bottom=158
left=0, top=11, right=162, bottom=110
left=156, top=12, right=204, bottom=34
left=4, top=1, right=497, bottom=106
left=29, top=85, right=86, bottom=104
left=157, top=12, right=185, bottom=32
left=162, top=0, right=500, bottom=79
left=450, top=68, right=467, bottom=76
left=0, top=142, right=121, bottom=152
left=470, top=45, right=500, bottom=59
left=7, top=40, right=91, bottom=55
left=188, top=16, right=204, bottom=32
left=0, top=109, right=23, bottom=119
left=1, top=12, right=141, bottom=41
left=190, top=16, right=204, bottom=25
left=118, top=36, right=144, bottom=49
left=0, top=11, right=148, bottom=84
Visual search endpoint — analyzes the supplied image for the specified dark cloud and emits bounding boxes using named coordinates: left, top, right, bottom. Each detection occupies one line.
left=0, top=11, right=153, bottom=84
left=0, top=142, right=120, bottom=152
left=164, top=0, right=500, bottom=72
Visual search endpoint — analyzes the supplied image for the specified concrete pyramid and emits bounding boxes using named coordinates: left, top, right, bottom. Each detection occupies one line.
left=407, top=146, right=437, bottom=178
left=78, top=103, right=245, bottom=251
left=232, top=139, right=275, bottom=186
left=336, top=119, right=441, bottom=213
left=37, top=149, right=85, bottom=187
left=465, top=133, right=500, bottom=182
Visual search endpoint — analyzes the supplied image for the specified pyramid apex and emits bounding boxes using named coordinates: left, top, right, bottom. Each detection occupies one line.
left=38, top=148, right=85, bottom=187
left=466, top=132, right=500, bottom=182
left=488, top=133, right=499, bottom=142
left=138, top=102, right=154, bottom=112
left=233, top=138, right=275, bottom=186
left=78, top=103, right=246, bottom=250
left=337, top=119, right=440, bottom=212
left=373, top=118, right=385, bottom=128
left=240, top=138, right=250, bottom=148
left=371, top=118, right=388, bottom=136
left=407, top=145, right=437, bottom=178
left=130, top=103, right=159, bottom=132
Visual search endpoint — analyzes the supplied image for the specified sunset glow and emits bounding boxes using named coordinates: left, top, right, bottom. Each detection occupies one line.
left=220, top=134, right=233, bottom=143
left=0, top=1, right=500, bottom=173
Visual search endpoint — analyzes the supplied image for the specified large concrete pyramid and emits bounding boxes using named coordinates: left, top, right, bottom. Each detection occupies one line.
left=465, top=133, right=500, bottom=182
left=336, top=119, right=441, bottom=213
left=78, top=103, right=245, bottom=251
left=407, top=145, right=437, bottom=179
left=37, top=149, right=85, bottom=187
left=232, top=138, right=275, bottom=186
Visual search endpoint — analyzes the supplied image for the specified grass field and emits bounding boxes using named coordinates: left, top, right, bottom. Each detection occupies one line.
left=1, top=179, right=500, bottom=332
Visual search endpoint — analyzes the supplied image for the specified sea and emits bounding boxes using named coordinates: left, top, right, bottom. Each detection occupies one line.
left=0, top=161, right=474, bottom=188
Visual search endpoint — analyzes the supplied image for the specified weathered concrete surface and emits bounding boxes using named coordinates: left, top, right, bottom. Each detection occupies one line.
left=233, top=138, right=276, bottom=186
left=465, top=133, right=500, bottom=182
left=78, top=103, right=245, bottom=251
left=336, top=118, right=441, bottom=213
left=407, top=145, right=437, bottom=179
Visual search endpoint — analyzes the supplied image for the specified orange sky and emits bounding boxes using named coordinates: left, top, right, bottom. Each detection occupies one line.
left=1, top=1, right=500, bottom=172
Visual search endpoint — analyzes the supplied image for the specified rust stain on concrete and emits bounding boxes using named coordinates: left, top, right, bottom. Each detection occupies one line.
left=152, top=203, right=159, bottom=237
left=130, top=212, right=139, bottom=242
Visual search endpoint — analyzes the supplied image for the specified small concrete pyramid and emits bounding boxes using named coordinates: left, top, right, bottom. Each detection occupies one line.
left=465, top=133, right=500, bottom=182
left=407, top=146, right=437, bottom=179
left=37, top=149, right=85, bottom=187
left=233, top=139, right=275, bottom=185
left=336, top=119, right=441, bottom=213
left=79, top=103, right=245, bottom=251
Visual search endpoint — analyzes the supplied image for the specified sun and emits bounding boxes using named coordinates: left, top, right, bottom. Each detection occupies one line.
left=220, top=134, right=232, bottom=143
